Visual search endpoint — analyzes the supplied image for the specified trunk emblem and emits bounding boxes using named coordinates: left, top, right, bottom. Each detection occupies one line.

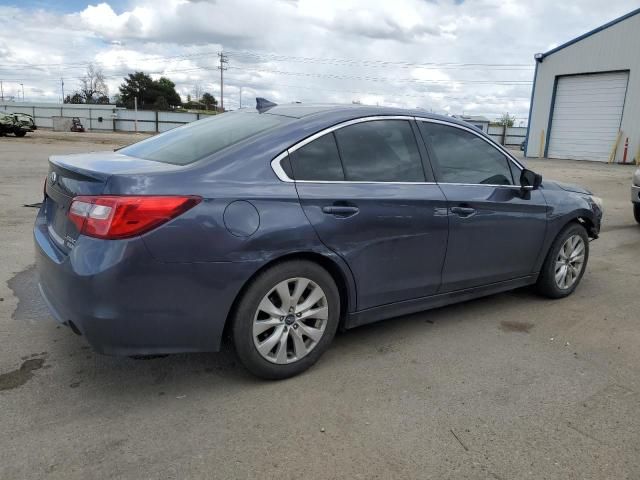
left=49, top=172, right=58, bottom=184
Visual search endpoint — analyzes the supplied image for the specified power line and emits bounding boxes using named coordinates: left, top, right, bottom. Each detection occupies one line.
left=0, top=47, right=534, bottom=72
left=225, top=49, right=534, bottom=70
left=0, top=64, right=533, bottom=87
left=225, top=66, right=532, bottom=85
left=222, top=76, right=531, bottom=102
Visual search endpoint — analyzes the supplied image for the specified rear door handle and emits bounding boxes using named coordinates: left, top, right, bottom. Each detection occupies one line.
left=450, top=206, right=476, bottom=217
left=322, top=205, right=359, bottom=217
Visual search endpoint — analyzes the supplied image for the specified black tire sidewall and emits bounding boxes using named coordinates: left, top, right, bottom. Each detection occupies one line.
left=634, top=204, right=640, bottom=224
left=537, top=223, right=589, bottom=298
left=231, top=260, right=340, bottom=380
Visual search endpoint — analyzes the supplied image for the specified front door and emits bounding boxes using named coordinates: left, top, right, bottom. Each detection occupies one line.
left=417, top=120, right=548, bottom=292
left=288, top=118, right=449, bottom=310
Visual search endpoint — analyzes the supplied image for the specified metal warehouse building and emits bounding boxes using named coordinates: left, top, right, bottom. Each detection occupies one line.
left=526, top=8, right=640, bottom=163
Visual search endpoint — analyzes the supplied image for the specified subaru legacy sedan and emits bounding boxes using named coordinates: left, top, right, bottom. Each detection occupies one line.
left=35, top=103, right=603, bottom=379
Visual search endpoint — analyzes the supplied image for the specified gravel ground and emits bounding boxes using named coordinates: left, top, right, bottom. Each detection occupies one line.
left=1, top=131, right=639, bottom=479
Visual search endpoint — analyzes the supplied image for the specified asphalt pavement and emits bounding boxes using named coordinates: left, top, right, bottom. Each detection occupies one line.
left=1, top=131, right=639, bottom=479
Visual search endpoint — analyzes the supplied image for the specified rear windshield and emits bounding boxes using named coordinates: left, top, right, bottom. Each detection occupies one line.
left=120, top=111, right=292, bottom=165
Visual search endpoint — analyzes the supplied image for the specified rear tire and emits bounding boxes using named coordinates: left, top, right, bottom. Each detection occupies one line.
left=231, top=260, right=340, bottom=379
left=634, top=204, right=640, bottom=224
left=14, top=130, right=26, bottom=137
left=535, top=223, right=589, bottom=299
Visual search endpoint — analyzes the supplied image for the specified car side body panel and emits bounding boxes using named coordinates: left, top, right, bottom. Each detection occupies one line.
left=34, top=105, right=603, bottom=355
left=436, top=185, right=548, bottom=292
left=295, top=181, right=449, bottom=310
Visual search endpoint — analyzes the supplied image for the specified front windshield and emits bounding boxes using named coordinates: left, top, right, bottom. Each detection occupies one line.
left=120, top=111, right=292, bottom=165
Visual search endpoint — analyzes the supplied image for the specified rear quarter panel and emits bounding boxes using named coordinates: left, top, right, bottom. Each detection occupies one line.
left=104, top=144, right=358, bottom=314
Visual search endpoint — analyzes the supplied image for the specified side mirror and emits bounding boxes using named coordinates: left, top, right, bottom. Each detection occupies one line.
left=520, top=168, right=542, bottom=191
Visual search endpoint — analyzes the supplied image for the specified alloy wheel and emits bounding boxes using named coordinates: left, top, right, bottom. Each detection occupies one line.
left=252, top=277, right=328, bottom=364
left=554, top=234, right=586, bottom=289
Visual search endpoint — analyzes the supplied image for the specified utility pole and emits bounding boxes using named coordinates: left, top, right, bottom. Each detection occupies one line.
left=239, top=86, right=242, bottom=109
left=61, top=78, right=65, bottom=104
left=20, top=83, right=24, bottom=101
left=134, top=96, right=138, bottom=134
left=217, top=52, right=228, bottom=111
left=1, top=80, right=3, bottom=101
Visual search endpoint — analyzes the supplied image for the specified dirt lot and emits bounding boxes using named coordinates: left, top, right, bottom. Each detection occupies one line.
left=1, top=130, right=639, bottom=479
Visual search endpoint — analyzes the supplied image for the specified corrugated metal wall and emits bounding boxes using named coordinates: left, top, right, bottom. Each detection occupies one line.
left=526, top=12, right=640, bottom=163
left=0, top=102, right=214, bottom=133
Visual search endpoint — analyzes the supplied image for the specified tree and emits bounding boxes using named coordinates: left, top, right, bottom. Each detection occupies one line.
left=201, top=92, right=217, bottom=110
left=193, top=82, right=203, bottom=102
left=64, top=93, right=84, bottom=104
left=155, top=77, right=181, bottom=107
left=118, top=72, right=181, bottom=110
left=118, top=72, right=155, bottom=109
left=79, top=64, right=109, bottom=104
left=64, top=64, right=109, bottom=104
left=496, top=112, right=515, bottom=127
left=153, top=96, right=170, bottom=111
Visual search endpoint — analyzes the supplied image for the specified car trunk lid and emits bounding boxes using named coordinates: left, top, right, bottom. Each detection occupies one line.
left=44, top=151, right=179, bottom=252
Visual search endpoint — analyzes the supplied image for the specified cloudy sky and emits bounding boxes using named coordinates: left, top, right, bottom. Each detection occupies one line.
left=0, top=0, right=637, bottom=122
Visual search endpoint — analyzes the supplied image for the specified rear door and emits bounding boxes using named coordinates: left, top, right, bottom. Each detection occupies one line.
left=417, top=120, right=547, bottom=292
left=288, top=118, right=449, bottom=310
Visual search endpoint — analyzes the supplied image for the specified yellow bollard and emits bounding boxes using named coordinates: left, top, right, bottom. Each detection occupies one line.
left=538, top=130, right=544, bottom=159
left=608, top=130, right=622, bottom=164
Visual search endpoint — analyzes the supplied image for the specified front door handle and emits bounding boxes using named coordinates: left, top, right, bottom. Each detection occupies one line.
left=450, top=206, right=476, bottom=217
left=322, top=205, right=359, bottom=217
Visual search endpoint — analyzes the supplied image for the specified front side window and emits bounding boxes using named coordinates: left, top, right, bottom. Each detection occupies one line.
left=418, top=122, right=514, bottom=185
left=334, top=120, right=425, bottom=182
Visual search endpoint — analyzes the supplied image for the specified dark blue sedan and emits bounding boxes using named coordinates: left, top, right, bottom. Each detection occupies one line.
left=35, top=103, right=603, bottom=378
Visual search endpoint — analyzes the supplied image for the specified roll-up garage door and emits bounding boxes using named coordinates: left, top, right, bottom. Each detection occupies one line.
left=547, top=71, right=629, bottom=161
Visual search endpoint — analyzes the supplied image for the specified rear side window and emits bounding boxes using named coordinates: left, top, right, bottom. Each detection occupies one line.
left=334, top=120, right=425, bottom=182
left=120, top=112, right=291, bottom=165
left=289, top=133, right=345, bottom=181
left=418, top=122, right=514, bottom=185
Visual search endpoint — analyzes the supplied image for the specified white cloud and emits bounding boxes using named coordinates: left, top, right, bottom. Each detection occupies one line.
left=0, top=0, right=638, bottom=120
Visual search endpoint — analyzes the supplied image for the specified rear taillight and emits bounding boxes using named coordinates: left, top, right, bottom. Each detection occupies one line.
left=68, top=195, right=201, bottom=239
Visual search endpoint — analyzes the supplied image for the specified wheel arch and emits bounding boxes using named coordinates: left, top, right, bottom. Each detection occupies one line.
left=535, top=212, right=595, bottom=275
left=222, top=251, right=356, bottom=341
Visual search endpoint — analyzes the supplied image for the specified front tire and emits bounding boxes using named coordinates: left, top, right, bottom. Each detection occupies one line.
left=231, top=260, right=340, bottom=379
left=536, top=223, right=589, bottom=299
left=14, top=130, right=27, bottom=137
left=634, top=204, right=640, bottom=224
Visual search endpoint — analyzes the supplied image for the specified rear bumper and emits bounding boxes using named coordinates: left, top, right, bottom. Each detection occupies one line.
left=632, top=185, right=640, bottom=204
left=34, top=207, right=255, bottom=356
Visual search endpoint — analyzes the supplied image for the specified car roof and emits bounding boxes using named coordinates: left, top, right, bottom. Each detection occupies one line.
left=238, top=102, right=472, bottom=129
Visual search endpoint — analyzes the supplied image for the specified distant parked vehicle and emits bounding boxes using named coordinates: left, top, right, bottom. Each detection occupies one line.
left=632, top=167, right=640, bottom=223
left=71, top=117, right=84, bottom=132
left=0, top=112, right=36, bottom=137
left=70, top=117, right=85, bottom=132
left=35, top=102, right=604, bottom=379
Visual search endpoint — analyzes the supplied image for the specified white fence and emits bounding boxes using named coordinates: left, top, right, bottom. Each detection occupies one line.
left=488, top=125, right=527, bottom=147
left=0, top=102, right=214, bottom=133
